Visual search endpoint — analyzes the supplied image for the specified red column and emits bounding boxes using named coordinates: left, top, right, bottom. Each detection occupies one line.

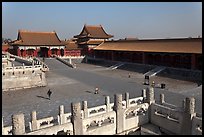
left=66, top=50, right=69, bottom=56
left=17, top=48, right=21, bottom=56
left=191, top=54, right=196, bottom=70
left=23, top=50, right=27, bottom=57
left=77, top=50, right=80, bottom=56
left=48, top=48, right=51, bottom=57
left=34, top=50, right=37, bottom=57
left=57, top=49, right=61, bottom=56
left=169, top=55, right=173, bottom=67
left=142, top=52, right=146, bottom=64
left=35, top=48, right=40, bottom=57
left=111, top=51, right=115, bottom=61
left=33, top=49, right=36, bottom=57
left=64, top=49, right=67, bottom=56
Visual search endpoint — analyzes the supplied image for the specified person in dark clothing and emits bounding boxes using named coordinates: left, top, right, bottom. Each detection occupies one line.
left=47, top=89, right=52, bottom=100
left=95, top=87, right=99, bottom=94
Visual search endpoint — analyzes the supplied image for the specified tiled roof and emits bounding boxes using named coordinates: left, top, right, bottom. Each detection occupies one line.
left=94, top=38, right=202, bottom=54
left=65, top=40, right=82, bottom=50
left=78, top=39, right=104, bottom=45
left=12, top=30, right=66, bottom=46
left=74, top=25, right=113, bottom=39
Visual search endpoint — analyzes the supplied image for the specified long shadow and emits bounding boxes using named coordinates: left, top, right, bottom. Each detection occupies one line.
left=36, top=95, right=50, bottom=100
left=85, top=90, right=93, bottom=94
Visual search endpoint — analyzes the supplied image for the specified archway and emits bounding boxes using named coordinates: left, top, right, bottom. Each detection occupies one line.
left=40, top=47, right=49, bottom=57
left=60, top=48, right=64, bottom=56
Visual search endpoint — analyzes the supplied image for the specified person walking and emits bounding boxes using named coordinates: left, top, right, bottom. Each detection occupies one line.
left=47, top=89, right=52, bottom=100
left=128, top=73, right=131, bottom=78
left=95, top=87, right=99, bottom=94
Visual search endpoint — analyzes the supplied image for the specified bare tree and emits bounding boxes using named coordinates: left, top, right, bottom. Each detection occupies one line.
left=2, top=38, right=12, bottom=44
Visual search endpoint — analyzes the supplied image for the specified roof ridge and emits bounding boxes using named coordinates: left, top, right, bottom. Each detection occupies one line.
left=85, top=25, right=101, bottom=28
left=19, top=30, right=56, bottom=34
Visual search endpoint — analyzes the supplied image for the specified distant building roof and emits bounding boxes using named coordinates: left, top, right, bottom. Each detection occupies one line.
left=64, top=40, right=82, bottom=50
left=74, top=25, right=113, bottom=39
left=78, top=39, right=104, bottom=45
left=94, top=38, right=202, bottom=54
left=12, top=30, right=66, bottom=46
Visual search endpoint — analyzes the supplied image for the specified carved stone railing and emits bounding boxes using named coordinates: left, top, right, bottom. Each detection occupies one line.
left=191, top=115, right=202, bottom=135
left=2, top=63, right=47, bottom=91
left=2, top=88, right=202, bottom=135
left=33, top=57, right=49, bottom=72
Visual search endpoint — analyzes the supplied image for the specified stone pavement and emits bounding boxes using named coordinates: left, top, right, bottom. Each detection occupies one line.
left=2, top=58, right=202, bottom=127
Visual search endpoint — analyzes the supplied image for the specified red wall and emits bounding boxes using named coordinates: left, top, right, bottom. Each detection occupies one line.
left=64, top=49, right=81, bottom=56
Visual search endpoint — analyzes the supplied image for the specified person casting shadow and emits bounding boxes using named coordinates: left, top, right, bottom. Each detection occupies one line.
left=47, top=89, right=52, bottom=100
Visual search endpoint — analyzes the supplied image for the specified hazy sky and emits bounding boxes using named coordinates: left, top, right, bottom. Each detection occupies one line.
left=2, top=2, right=202, bottom=40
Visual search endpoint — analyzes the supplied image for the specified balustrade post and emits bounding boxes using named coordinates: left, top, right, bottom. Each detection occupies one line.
left=181, top=97, right=196, bottom=135
left=142, top=89, right=146, bottom=102
left=2, top=118, right=6, bottom=135
left=82, top=101, right=88, bottom=118
left=182, top=99, right=185, bottom=110
left=12, top=113, right=25, bottom=135
left=125, top=92, right=129, bottom=108
left=146, top=87, right=155, bottom=123
left=160, top=94, right=165, bottom=104
left=31, top=111, right=38, bottom=131
left=146, top=87, right=155, bottom=104
left=71, top=102, right=83, bottom=135
left=59, top=105, right=66, bottom=124
left=12, top=63, right=15, bottom=74
left=114, top=94, right=124, bottom=134
left=41, top=72, right=47, bottom=86
left=105, top=96, right=111, bottom=112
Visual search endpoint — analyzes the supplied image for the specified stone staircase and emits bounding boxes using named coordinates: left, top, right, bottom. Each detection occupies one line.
left=3, top=51, right=33, bottom=65
left=107, top=62, right=125, bottom=70
left=144, top=66, right=166, bottom=77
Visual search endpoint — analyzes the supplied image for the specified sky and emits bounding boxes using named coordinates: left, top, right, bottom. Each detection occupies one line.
left=2, top=2, right=202, bottom=40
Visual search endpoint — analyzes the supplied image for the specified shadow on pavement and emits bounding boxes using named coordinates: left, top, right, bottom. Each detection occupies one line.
left=85, top=90, right=93, bottom=93
left=36, top=95, right=50, bottom=100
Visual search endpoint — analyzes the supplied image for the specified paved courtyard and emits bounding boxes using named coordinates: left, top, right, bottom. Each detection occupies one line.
left=2, top=58, right=202, bottom=127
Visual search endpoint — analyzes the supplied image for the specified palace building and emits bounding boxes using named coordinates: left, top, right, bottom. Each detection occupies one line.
left=11, top=30, right=66, bottom=57
left=63, top=39, right=82, bottom=57
left=6, top=26, right=202, bottom=70
left=2, top=43, right=11, bottom=52
left=74, top=24, right=113, bottom=56
left=93, top=38, right=202, bottom=70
